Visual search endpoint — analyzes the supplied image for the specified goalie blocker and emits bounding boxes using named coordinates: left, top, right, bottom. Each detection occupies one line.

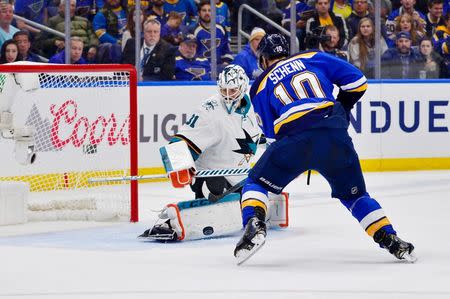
left=139, top=192, right=289, bottom=241
left=160, top=142, right=196, bottom=188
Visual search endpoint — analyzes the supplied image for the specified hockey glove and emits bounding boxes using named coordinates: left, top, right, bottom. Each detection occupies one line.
left=169, top=168, right=196, bottom=188
left=160, top=141, right=196, bottom=188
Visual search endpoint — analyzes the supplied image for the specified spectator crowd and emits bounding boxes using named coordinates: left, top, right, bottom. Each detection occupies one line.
left=0, top=0, right=449, bottom=80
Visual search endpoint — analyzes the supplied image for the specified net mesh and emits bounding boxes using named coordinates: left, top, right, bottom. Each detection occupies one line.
left=0, top=68, right=135, bottom=221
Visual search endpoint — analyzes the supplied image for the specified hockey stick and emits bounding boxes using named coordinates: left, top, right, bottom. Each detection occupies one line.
left=306, top=170, right=311, bottom=185
left=88, top=167, right=251, bottom=183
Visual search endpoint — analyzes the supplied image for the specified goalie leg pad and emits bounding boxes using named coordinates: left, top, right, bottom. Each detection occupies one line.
left=174, top=193, right=242, bottom=240
left=267, top=192, right=289, bottom=228
left=145, top=191, right=289, bottom=242
left=152, top=193, right=242, bottom=241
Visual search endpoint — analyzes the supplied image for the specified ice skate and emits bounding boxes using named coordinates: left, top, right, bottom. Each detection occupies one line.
left=138, top=220, right=178, bottom=242
left=374, top=229, right=417, bottom=263
left=234, top=217, right=267, bottom=265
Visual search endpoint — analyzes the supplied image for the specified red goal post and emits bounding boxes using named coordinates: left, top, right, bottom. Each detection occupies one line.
left=0, top=63, right=138, bottom=222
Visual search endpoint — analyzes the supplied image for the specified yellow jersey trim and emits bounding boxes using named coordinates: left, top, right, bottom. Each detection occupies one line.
left=366, top=217, right=391, bottom=237
left=274, top=101, right=334, bottom=134
left=347, top=83, right=368, bottom=93
left=241, top=199, right=268, bottom=211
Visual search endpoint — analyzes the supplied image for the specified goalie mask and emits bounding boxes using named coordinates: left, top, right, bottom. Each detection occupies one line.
left=217, top=65, right=249, bottom=114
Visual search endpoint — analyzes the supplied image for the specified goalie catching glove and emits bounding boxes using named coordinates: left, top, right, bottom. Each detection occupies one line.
left=139, top=192, right=289, bottom=242
left=160, top=141, right=196, bottom=188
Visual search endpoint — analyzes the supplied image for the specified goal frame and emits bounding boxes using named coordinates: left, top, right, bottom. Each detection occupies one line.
left=0, top=63, right=139, bottom=222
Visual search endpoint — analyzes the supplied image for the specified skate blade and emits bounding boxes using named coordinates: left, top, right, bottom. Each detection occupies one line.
left=235, top=235, right=266, bottom=266
left=403, top=251, right=418, bottom=263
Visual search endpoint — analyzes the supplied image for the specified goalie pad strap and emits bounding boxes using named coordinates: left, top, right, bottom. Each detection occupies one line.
left=268, top=192, right=289, bottom=228
left=166, top=203, right=186, bottom=241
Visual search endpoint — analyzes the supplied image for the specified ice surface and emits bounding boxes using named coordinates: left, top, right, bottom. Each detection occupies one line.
left=1, top=170, right=449, bottom=299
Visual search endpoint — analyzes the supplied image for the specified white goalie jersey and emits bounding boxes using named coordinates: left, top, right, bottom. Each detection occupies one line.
left=141, top=65, right=289, bottom=242
left=173, top=94, right=261, bottom=185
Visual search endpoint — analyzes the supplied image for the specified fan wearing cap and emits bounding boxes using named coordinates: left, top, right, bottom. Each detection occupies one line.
left=381, top=31, right=423, bottom=78
left=174, top=34, right=211, bottom=80
left=232, top=27, right=266, bottom=80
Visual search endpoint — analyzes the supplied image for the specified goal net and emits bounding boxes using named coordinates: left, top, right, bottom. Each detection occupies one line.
left=0, top=63, right=138, bottom=222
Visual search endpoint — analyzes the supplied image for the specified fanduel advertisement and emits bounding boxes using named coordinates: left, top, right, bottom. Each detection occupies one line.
left=138, top=83, right=450, bottom=167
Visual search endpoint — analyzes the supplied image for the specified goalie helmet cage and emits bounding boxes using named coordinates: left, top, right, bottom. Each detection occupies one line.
left=0, top=63, right=138, bottom=222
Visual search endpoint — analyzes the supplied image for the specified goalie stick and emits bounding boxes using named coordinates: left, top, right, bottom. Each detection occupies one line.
left=88, top=167, right=251, bottom=183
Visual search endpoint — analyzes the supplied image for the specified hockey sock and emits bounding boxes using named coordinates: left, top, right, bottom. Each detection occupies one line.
left=241, top=206, right=266, bottom=227
left=241, top=180, right=269, bottom=227
left=340, top=193, right=397, bottom=237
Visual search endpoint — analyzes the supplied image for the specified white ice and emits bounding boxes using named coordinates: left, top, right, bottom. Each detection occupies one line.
left=1, top=170, right=450, bottom=299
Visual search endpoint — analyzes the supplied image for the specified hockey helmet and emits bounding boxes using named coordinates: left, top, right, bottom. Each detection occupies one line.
left=217, top=64, right=249, bottom=114
left=256, top=33, right=290, bottom=69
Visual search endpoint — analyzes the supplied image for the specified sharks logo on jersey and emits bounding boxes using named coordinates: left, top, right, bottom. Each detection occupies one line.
left=174, top=94, right=260, bottom=185
left=202, top=99, right=219, bottom=111
left=233, top=129, right=257, bottom=165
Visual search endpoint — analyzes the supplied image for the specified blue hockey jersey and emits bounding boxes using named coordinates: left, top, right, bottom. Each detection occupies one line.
left=193, top=24, right=233, bottom=64
left=281, top=0, right=311, bottom=26
left=215, top=1, right=231, bottom=35
left=250, top=51, right=367, bottom=139
left=175, top=55, right=211, bottom=80
left=164, top=0, right=197, bottom=26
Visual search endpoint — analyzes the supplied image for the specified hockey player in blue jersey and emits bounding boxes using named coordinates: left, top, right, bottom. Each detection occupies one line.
left=234, top=34, right=417, bottom=265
